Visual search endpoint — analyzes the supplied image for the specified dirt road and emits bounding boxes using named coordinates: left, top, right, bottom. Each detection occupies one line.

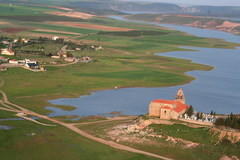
left=0, top=77, right=173, bottom=160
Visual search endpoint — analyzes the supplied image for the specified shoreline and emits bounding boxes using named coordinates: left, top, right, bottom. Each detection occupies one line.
left=124, top=16, right=240, bottom=35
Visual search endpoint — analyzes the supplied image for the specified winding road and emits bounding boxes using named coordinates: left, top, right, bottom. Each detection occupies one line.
left=0, top=77, right=172, bottom=160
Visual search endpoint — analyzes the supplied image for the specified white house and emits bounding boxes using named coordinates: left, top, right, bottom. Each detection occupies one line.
left=9, top=59, right=18, bottom=64
left=52, top=36, right=59, bottom=40
left=51, top=55, right=60, bottom=59
left=25, top=59, right=37, bottom=64
left=1, top=49, right=14, bottom=56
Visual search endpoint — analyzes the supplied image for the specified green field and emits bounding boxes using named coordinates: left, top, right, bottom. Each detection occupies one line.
left=0, top=3, right=240, bottom=160
left=0, top=111, right=159, bottom=160
left=78, top=119, right=240, bottom=160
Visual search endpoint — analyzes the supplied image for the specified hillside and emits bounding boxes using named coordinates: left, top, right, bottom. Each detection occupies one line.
left=127, top=14, right=240, bottom=35
left=184, top=6, right=240, bottom=18
left=1, top=0, right=240, bottom=18
left=72, top=1, right=182, bottom=13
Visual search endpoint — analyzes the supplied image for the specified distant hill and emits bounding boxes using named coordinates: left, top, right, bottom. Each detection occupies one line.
left=71, top=1, right=183, bottom=13
left=71, top=1, right=240, bottom=18
left=127, top=14, right=240, bottom=34
left=184, top=6, right=240, bottom=18
left=2, top=0, right=240, bottom=18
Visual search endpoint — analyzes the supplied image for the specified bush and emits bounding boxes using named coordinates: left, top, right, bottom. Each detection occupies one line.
left=215, top=114, right=240, bottom=130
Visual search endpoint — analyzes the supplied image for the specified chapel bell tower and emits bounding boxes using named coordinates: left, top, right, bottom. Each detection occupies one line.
left=175, top=88, right=185, bottom=104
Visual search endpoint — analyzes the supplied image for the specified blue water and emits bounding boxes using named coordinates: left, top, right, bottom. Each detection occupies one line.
left=47, top=16, right=240, bottom=117
left=0, top=125, right=14, bottom=130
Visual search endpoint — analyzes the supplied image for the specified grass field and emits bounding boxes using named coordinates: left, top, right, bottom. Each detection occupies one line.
left=0, top=49, right=212, bottom=114
left=0, top=2, right=240, bottom=160
left=78, top=119, right=240, bottom=160
left=0, top=112, right=159, bottom=160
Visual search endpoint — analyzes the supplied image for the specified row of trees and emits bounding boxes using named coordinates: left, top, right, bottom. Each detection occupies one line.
left=215, top=113, right=240, bottom=130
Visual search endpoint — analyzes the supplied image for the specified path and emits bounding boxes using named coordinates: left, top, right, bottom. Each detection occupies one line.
left=0, top=77, right=173, bottom=160
left=71, top=116, right=136, bottom=126
left=43, top=57, right=79, bottom=67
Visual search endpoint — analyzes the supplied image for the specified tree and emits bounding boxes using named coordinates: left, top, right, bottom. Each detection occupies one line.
left=225, top=117, right=232, bottom=127
left=230, top=112, right=234, bottom=120
left=210, top=110, right=214, bottom=115
left=10, top=7, right=14, bottom=12
left=186, top=105, right=194, bottom=117
left=196, top=112, right=200, bottom=120
left=199, top=112, right=203, bottom=120
left=215, top=118, right=225, bottom=126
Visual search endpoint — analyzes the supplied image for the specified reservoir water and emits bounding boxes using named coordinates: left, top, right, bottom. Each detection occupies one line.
left=47, top=16, right=240, bottom=117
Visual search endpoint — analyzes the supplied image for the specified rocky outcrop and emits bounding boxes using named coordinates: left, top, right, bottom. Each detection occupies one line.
left=210, top=127, right=240, bottom=143
left=165, top=136, right=200, bottom=148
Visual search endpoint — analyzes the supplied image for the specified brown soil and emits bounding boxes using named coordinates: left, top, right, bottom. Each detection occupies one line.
left=0, top=28, right=29, bottom=33
left=0, top=21, right=9, bottom=25
left=210, top=127, right=240, bottom=143
left=217, top=21, right=240, bottom=28
left=36, top=5, right=73, bottom=11
left=33, top=29, right=81, bottom=35
left=46, top=11, right=94, bottom=19
left=48, top=21, right=133, bottom=31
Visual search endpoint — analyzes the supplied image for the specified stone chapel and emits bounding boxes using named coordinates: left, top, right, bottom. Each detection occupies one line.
left=148, top=89, right=189, bottom=120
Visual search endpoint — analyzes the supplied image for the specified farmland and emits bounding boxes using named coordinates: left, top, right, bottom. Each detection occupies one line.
left=0, top=3, right=239, bottom=113
left=0, top=2, right=240, bottom=160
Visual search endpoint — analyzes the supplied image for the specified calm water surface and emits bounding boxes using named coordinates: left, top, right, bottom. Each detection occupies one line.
left=47, top=16, right=240, bottom=117
left=0, top=125, right=14, bottom=130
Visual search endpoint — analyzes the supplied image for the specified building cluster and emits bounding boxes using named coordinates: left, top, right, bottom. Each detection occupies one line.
left=0, top=56, right=44, bottom=71
left=182, top=112, right=216, bottom=123
left=149, top=89, right=216, bottom=123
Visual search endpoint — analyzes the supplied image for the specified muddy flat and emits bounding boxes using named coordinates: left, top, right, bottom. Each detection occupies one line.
left=48, top=21, right=133, bottom=31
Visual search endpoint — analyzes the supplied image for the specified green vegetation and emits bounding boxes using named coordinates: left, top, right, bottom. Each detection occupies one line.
left=0, top=117, right=159, bottom=160
left=186, top=105, right=194, bottom=117
left=126, top=14, right=240, bottom=35
left=150, top=124, right=213, bottom=144
left=78, top=119, right=240, bottom=160
left=0, top=3, right=239, bottom=159
left=75, top=70, right=189, bottom=84
left=127, top=14, right=224, bottom=25
left=26, top=23, right=99, bottom=34
left=215, top=113, right=240, bottom=130
left=98, top=30, right=169, bottom=37
left=0, top=4, right=59, bottom=16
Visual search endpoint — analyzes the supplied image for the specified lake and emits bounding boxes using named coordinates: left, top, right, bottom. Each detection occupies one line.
left=46, top=16, right=240, bottom=117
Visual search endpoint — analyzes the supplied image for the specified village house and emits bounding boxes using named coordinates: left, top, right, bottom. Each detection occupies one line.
left=25, top=59, right=37, bottom=64
left=1, top=49, right=14, bottom=56
left=0, top=56, right=9, bottom=63
left=52, top=36, right=59, bottom=41
left=8, top=59, right=19, bottom=64
left=58, top=52, right=67, bottom=58
left=149, top=89, right=189, bottom=120
left=21, top=38, right=29, bottom=43
left=80, top=56, right=92, bottom=63
left=25, top=63, right=39, bottom=69
left=51, top=55, right=60, bottom=59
